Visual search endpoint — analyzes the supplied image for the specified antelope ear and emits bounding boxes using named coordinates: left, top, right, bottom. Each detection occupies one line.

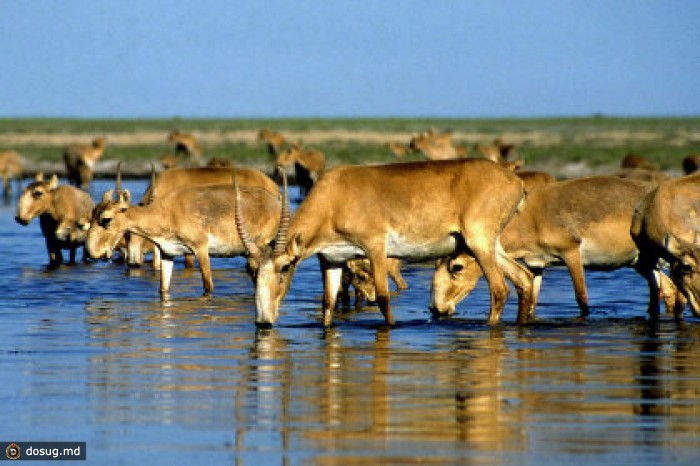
left=681, top=252, right=698, bottom=269
left=289, top=233, right=303, bottom=258
left=119, top=189, right=132, bottom=209
left=35, top=172, right=44, bottom=182
left=48, top=174, right=59, bottom=190
left=102, top=189, right=114, bottom=203
left=664, top=234, right=685, bottom=256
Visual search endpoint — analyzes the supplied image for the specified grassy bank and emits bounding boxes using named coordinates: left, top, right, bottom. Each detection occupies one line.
left=1, top=116, right=698, bottom=176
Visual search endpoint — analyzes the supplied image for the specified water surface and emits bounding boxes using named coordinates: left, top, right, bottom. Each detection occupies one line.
left=1, top=179, right=699, bottom=465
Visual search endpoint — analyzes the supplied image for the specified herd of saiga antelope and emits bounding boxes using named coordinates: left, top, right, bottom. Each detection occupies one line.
left=4, top=128, right=700, bottom=327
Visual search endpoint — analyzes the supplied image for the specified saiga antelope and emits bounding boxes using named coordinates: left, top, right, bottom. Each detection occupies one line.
left=431, top=176, right=678, bottom=321
left=63, top=136, right=106, bottom=190
left=86, top=168, right=281, bottom=299
left=15, top=173, right=94, bottom=268
left=239, top=158, right=533, bottom=327
left=631, top=171, right=700, bottom=319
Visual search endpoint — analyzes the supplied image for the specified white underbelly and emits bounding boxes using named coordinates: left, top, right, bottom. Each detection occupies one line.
left=519, top=240, right=638, bottom=270
left=318, top=232, right=459, bottom=264
left=580, top=238, right=637, bottom=269
left=154, top=235, right=243, bottom=257
left=156, top=238, right=191, bottom=256
left=207, top=234, right=243, bottom=257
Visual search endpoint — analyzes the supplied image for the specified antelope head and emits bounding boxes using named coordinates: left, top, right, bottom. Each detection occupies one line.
left=15, top=174, right=59, bottom=225
left=86, top=163, right=132, bottom=260
left=235, top=167, right=296, bottom=326
left=276, top=144, right=302, bottom=168
left=664, top=232, right=700, bottom=314
left=430, top=254, right=483, bottom=316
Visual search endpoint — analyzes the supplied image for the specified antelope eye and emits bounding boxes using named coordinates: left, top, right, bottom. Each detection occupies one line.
left=99, top=217, right=113, bottom=228
left=450, top=263, right=464, bottom=274
left=31, top=190, right=43, bottom=199
left=279, top=263, right=291, bottom=274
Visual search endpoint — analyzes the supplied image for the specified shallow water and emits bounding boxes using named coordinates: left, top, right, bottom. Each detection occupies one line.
left=1, top=179, right=699, bottom=465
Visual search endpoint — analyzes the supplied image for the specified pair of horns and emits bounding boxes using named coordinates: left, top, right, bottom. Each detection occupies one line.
left=235, top=166, right=290, bottom=258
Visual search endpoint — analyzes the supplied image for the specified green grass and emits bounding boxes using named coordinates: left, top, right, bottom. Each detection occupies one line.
left=2, top=116, right=698, bottom=172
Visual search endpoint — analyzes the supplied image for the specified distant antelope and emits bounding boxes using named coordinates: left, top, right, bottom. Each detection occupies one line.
left=167, top=130, right=203, bottom=166
left=473, top=138, right=517, bottom=163
left=621, top=153, right=656, bottom=171
left=63, top=136, right=106, bottom=190
left=408, top=130, right=467, bottom=160
left=276, top=143, right=326, bottom=198
left=258, top=128, right=287, bottom=159
left=387, top=142, right=409, bottom=159
left=0, top=150, right=22, bottom=198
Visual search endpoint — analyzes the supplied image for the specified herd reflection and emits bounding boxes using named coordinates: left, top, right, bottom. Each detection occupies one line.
left=79, top=290, right=700, bottom=462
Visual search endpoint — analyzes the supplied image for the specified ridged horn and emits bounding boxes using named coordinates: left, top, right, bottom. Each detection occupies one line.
left=149, top=163, right=157, bottom=203
left=272, top=167, right=290, bottom=257
left=233, top=169, right=261, bottom=257
left=115, top=161, right=123, bottom=195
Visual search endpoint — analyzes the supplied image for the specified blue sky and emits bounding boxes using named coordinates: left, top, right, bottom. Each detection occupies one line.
left=1, top=1, right=698, bottom=118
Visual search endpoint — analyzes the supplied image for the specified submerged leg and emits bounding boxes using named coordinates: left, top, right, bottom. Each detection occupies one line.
left=495, top=242, right=533, bottom=324
left=367, top=247, right=394, bottom=326
left=470, top=240, right=509, bottom=326
left=159, top=253, right=175, bottom=299
left=194, top=247, right=214, bottom=295
left=561, top=249, right=590, bottom=318
left=634, top=254, right=661, bottom=320
left=321, top=262, right=342, bottom=327
left=529, top=267, right=545, bottom=321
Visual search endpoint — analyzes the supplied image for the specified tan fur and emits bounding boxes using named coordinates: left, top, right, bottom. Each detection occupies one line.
left=387, top=142, right=408, bottom=159
left=473, top=138, right=516, bottom=163
left=631, top=172, right=700, bottom=318
left=431, top=176, right=675, bottom=320
left=621, top=153, right=656, bottom=171
left=276, top=143, right=326, bottom=197
left=159, top=153, right=180, bottom=170
left=408, top=130, right=467, bottom=160
left=128, top=166, right=278, bottom=268
left=167, top=130, right=203, bottom=164
left=0, top=150, right=22, bottom=197
left=15, top=174, right=94, bottom=267
left=338, top=258, right=408, bottom=308
left=258, top=128, right=287, bottom=158
left=515, top=170, right=556, bottom=192
left=613, top=167, right=669, bottom=185
left=248, top=158, right=533, bottom=327
left=86, top=181, right=281, bottom=298
left=206, top=157, right=233, bottom=168
left=63, top=137, right=106, bottom=190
